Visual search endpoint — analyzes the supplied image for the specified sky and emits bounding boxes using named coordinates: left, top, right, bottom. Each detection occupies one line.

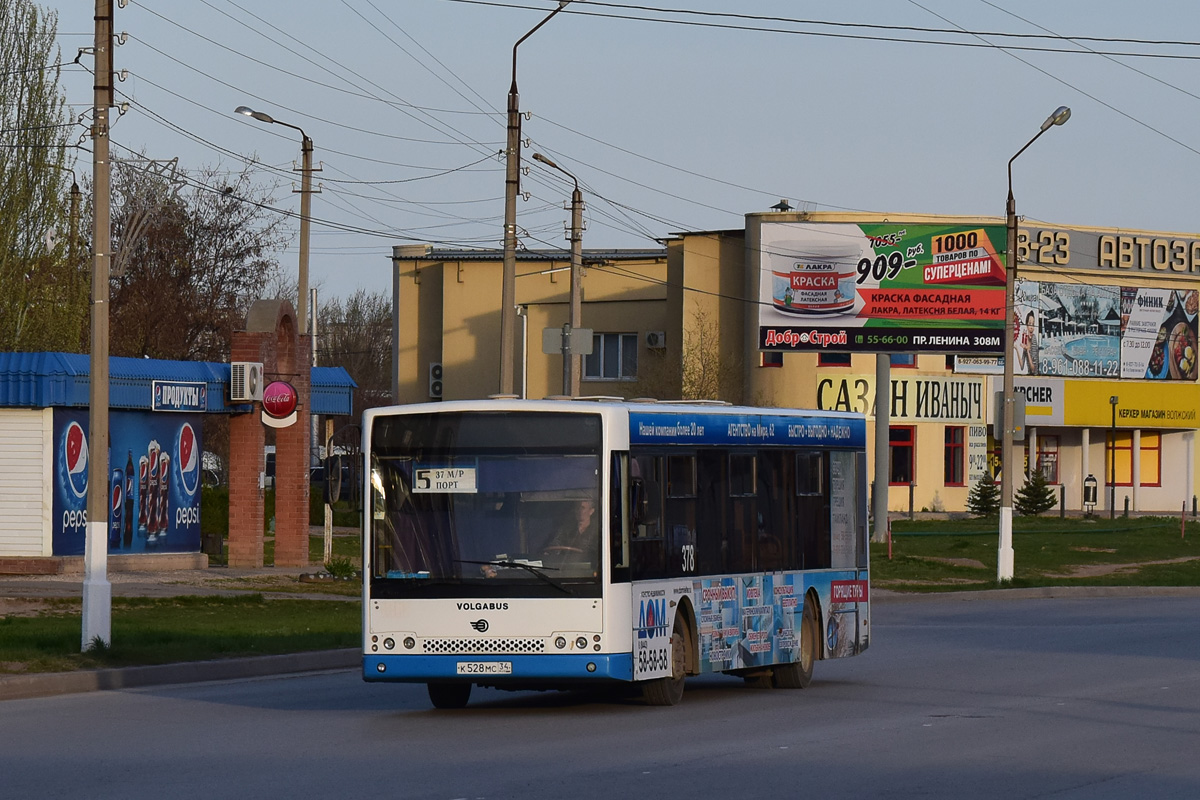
left=43, top=1, right=1200, bottom=302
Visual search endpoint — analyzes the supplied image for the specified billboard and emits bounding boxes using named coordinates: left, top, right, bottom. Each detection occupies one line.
left=1009, top=281, right=1197, bottom=381
left=755, top=221, right=1007, bottom=354
left=52, top=409, right=203, bottom=556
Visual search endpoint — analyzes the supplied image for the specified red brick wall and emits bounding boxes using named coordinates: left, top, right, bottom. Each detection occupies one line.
left=228, top=331, right=269, bottom=568
left=274, top=333, right=311, bottom=567
left=226, top=304, right=312, bottom=569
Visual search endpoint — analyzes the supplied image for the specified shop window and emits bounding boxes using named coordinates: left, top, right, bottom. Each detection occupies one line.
left=584, top=333, right=638, bottom=380
left=890, top=354, right=917, bottom=368
left=1105, top=432, right=1133, bottom=487
left=889, top=426, right=915, bottom=485
left=944, top=426, right=965, bottom=486
left=1139, top=432, right=1162, bottom=487
left=760, top=352, right=783, bottom=368
left=1036, top=436, right=1059, bottom=484
left=818, top=353, right=851, bottom=367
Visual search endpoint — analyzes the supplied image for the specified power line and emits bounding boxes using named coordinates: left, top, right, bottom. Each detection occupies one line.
left=442, top=0, right=1200, bottom=61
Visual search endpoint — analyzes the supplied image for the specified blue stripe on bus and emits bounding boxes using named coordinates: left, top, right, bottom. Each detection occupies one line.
left=628, top=410, right=866, bottom=448
left=362, top=653, right=634, bottom=683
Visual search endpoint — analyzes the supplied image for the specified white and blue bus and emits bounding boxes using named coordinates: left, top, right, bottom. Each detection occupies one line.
left=362, top=399, right=870, bottom=708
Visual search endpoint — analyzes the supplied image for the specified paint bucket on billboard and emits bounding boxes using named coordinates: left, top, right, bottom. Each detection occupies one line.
left=768, top=239, right=859, bottom=315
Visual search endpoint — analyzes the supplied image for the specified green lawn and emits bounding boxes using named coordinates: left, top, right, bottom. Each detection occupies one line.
left=875, top=515, right=1200, bottom=591
left=0, top=595, right=358, bottom=675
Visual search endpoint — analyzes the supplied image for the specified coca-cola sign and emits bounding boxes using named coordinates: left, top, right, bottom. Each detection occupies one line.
left=262, top=380, right=298, bottom=419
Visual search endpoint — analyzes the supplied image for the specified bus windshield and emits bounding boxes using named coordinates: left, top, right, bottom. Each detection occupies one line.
left=369, top=411, right=602, bottom=595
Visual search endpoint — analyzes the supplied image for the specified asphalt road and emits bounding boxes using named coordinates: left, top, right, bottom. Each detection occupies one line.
left=3, top=592, right=1199, bottom=799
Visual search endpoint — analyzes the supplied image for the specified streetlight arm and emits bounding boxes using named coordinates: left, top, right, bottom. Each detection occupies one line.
left=532, top=151, right=579, bottom=193
left=235, top=105, right=308, bottom=141
left=511, top=0, right=573, bottom=89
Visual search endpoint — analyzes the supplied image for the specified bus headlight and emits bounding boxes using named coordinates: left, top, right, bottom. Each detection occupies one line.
left=555, top=636, right=567, bottom=650
left=575, top=636, right=588, bottom=650
left=403, top=637, right=416, bottom=650
left=383, top=638, right=395, bottom=650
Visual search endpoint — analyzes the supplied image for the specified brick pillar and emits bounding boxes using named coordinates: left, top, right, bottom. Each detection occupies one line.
left=274, top=332, right=311, bottom=567
left=228, top=331, right=268, bottom=568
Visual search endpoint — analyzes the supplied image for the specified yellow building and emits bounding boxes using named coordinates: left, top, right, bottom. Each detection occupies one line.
left=391, top=211, right=1200, bottom=516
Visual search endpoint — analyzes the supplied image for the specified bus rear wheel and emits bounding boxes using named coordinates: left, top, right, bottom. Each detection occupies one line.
left=642, top=619, right=689, bottom=706
left=773, top=596, right=817, bottom=689
left=427, top=681, right=472, bottom=709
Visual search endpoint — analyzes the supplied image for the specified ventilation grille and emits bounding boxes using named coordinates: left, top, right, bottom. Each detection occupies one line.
left=422, top=638, right=545, bottom=655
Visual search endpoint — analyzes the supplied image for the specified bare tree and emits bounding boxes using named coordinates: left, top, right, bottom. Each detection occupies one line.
left=317, top=288, right=393, bottom=415
left=97, top=159, right=290, bottom=361
left=0, top=0, right=85, bottom=351
left=628, top=307, right=741, bottom=402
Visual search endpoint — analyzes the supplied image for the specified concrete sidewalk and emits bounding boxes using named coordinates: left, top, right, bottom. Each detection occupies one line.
left=0, top=564, right=362, bottom=703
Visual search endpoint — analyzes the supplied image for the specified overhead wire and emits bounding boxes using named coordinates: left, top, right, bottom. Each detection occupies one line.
left=442, top=0, right=1200, bottom=61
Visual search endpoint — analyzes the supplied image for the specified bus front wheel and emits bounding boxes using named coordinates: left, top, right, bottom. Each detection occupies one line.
left=428, top=681, right=472, bottom=709
left=642, top=619, right=689, bottom=706
left=773, top=596, right=817, bottom=689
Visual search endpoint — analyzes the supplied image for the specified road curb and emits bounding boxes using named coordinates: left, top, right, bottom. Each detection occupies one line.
left=0, top=648, right=360, bottom=702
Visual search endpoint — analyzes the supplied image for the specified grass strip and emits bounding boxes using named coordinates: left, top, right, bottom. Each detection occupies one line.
left=875, top=515, right=1200, bottom=591
left=0, top=595, right=359, bottom=675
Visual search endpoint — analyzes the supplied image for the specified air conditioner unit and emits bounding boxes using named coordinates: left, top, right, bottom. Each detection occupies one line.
left=428, top=362, right=443, bottom=399
left=230, top=361, right=264, bottom=402
left=645, top=331, right=667, bottom=349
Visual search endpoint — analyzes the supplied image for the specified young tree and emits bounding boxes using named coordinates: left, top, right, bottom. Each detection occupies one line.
left=0, top=1, right=86, bottom=351
left=966, top=473, right=1000, bottom=517
left=1015, top=469, right=1057, bottom=516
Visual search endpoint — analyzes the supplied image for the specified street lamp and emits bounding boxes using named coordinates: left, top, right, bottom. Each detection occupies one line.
left=234, top=105, right=314, bottom=335
left=532, top=152, right=584, bottom=396
left=499, top=0, right=575, bottom=396
left=1109, top=395, right=1119, bottom=520
left=999, top=105, right=1071, bottom=582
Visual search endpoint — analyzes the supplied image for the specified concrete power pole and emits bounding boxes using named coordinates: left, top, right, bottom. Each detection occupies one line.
left=83, top=0, right=114, bottom=650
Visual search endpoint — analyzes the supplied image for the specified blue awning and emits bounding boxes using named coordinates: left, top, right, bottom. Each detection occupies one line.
left=0, top=352, right=357, bottom=416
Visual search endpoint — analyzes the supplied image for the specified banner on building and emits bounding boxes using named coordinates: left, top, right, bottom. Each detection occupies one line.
left=754, top=221, right=1007, bottom=354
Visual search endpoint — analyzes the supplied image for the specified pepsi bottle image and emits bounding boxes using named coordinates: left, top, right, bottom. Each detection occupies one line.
left=155, top=452, right=171, bottom=544
left=146, top=440, right=160, bottom=539
left=123, top=450, right=135, bottom=548
left=109, top=467, right=124, bottom=550
left=137, top=454, right=149, bottom=538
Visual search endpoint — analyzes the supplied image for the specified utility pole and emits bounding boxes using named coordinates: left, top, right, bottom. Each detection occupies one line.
left=532, top=152, right=585, bottom=396
left=83, top=0, right=114, bottom=650
left=499, top=1, right=574, bottom=396
left=297, top=135, right=313, bottom=334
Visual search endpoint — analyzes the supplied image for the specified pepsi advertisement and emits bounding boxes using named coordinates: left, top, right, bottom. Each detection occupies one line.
left=52, top=409, right=203, bottom=556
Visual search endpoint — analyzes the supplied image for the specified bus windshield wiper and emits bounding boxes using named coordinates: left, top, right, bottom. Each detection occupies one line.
left=455, top=559, right=572, bottom=595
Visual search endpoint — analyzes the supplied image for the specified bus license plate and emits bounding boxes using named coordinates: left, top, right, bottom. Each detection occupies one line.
left=456, top=661, right=512, bottom=675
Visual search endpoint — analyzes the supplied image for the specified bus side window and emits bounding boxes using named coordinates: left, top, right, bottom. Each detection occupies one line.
left=756, top=450, right=790, bottom=571
left=665, top=454, right=698, bottom=577
left=610, top=452, right=631, bottom=580
left=796, top=451, right=831, bottom=570
left=630, top=454, right=667, bottom=579
left=632, top=455, right=663, bottom=539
